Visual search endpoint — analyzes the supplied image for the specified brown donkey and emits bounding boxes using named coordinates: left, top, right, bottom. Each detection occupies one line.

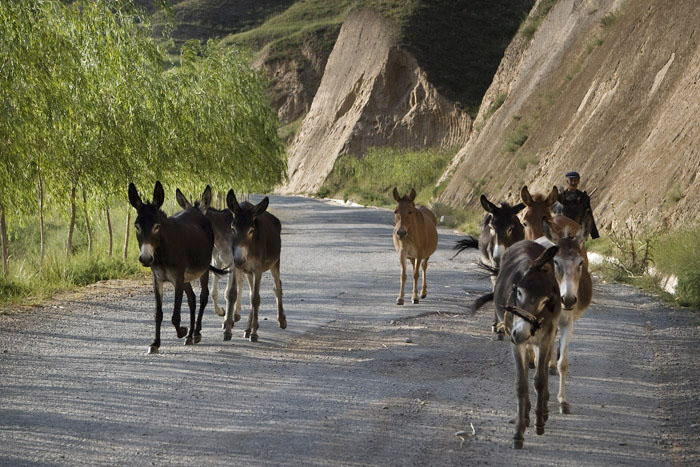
left=225, top=190, right=286, bottom=342
left=392, top=188, right=438, bottom=305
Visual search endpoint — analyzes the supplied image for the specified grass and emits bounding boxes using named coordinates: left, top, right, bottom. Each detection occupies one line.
left=318, top=146, right=456, bottom=207
left=503, top=121, right=530, bottom=153
left=0, top=203, right=154, bottom=308
left=278, top=115, right=304, bottom=141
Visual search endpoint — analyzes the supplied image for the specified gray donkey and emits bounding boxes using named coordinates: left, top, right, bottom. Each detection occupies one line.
left=176, top=186, right=242, bottom=333
left=472, top=240, right=561, bottom=449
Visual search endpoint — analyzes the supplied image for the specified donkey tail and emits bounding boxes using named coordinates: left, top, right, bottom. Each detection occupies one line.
left=477, top=260, right=499, bottom=277
left=451, top=235, right=479, bottom=259
left=472, top=292, right=494, bottom=314
left=209, top=265, right=230, bottom=276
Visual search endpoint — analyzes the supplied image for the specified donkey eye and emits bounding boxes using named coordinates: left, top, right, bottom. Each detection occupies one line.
left=394, top=209, right=398, bottom=214
left=507, top=226, right=513, bottom=235
left=248, top=228, right=255, bottom=236
left=152, top=224, right=160, bottom=234
left=134, top=224, right=141, bottom=233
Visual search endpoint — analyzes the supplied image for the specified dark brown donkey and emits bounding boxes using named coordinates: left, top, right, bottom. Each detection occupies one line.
left=129, top=181, right=225, bottom=354
left=472, top=241, right=561, bottom=449
left=392, top=187, right=438, bottom=305
left=225, top=190, right=286, bottom=342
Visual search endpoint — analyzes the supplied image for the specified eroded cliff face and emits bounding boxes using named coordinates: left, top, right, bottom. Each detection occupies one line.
left=439, top=0, right=700, bottom=228
left=280, top=10, right=471, bottom=195
left=257, top=28, right=337, bottom=125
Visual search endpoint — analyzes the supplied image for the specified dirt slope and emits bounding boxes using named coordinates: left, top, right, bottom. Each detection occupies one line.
left=439, top=0, right=700, bottom=228
left=281, top=9, right=471, bottom=194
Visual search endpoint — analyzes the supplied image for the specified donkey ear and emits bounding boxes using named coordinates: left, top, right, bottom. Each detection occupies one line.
left=546, top=186, right=559, bottom=207
left=128, top=183, right=142, bottom=210
left=175, top=188, right=192, bottom=209
left=254, top=197, right=269, bottom=216
left=200, top=185, right=212, bottom=212
left=408, top=188, right=417, bottom=203
left=226, top=189, right=240, bottom=215
left=153, top=181, right=165, bottom=208
left=576, top=215, right=590, bottom=245
left=542, top=218, right=559, bottom=243
left=392, top=187, right=400, bottom=202
left=521, top=186, right=533, bottom=207
left=534, top=245, right=558, bottom=270
left=480, top=194, right=496, bottom=213
left=513, top=202, right=526, bottom=214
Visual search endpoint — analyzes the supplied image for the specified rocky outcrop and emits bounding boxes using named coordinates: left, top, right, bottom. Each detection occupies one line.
left=439, top=0, right=700, bottom=228
left=281, top=9, right=471, bottom=195
left=257, top=27, right=337, bottom=125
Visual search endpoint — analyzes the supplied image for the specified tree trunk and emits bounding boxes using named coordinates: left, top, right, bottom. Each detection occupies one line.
left=122, top=204, right=131, bottom=262
left=66, top=183, right=76, bottom=258
left=106, top=207, right=113, bottom=257
left=0, top=204, right=8, bottom=278
left=82, top=189, right=92, bottom=254
left=38, top=175, right=45, bottom=271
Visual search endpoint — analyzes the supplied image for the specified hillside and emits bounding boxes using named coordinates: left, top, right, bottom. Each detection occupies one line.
left=438, top=0, right=700, bottom=228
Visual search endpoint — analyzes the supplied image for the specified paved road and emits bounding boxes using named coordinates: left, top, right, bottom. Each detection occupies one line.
left=0, top=196, right=698, bottom=466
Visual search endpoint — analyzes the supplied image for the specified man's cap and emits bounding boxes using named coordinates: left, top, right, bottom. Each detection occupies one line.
left=565, top=171, right=580, bottom=178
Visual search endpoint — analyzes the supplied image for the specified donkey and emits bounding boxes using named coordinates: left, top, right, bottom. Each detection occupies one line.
left=454, top=195, right=525, bottom=337
left=541, top=220, right=593, bottom=415
left=472, top=241, right=561, bottom=449
left=128, top=181, right=225, bottom=354
left=175, top=186, right=242, bottom=326
left=392, top=187, right=438, bottom=305
left=225, top=190, right=286, bottom=342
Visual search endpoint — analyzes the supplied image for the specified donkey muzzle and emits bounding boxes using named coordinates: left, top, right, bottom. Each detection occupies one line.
left=139, top=243, right=155, bottom=267
left=562, top=295, right=577, bottom=310
left=396, top=228, right=407, bottom=240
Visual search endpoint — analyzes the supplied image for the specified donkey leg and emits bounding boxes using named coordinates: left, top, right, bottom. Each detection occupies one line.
left=222, top=269, right=239, bottom=341
left=557, top=320, right=574, bottom=414
left=411, top=258, right=420, bottom=304
left=234, top=271, right=243, bottom=322
left=244, top=273, right=255, bottom=339
left=183, top=283, right=197, bottom=345
left=212, top=269, right=225, bottom=317
left=149, top=274, right=164, bottom=354
left=271, top=260, right=286, bottom=329
left=248, top=271, right=263, bottom=342
left=512, top=344, right=529, bottom=449
left=397, top=251, right=407, bottom=305
left=172, top=281, right=188, bottom=339
left=420, top=258, right=428, bottom=299
left=534, top=340, right=554, bottom=435
left=195, top=272, right=209, bottom=344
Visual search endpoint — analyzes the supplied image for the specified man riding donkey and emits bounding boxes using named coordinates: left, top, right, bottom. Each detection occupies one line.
left=556, top=171, right=599, bottom=239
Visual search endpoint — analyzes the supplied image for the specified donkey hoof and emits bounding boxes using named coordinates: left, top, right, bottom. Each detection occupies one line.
left=185, top=337, right=194, bottom=346
left=176, top=327, right=188, bottom=339
left=194, top=334, right=202, bottom=344
left=243, top=330, right=251, bottom=338
left=496, top=332, right=504, bottom=341
left=412, top=298, right=419, bottom=304
left=513, top=438, right=524, bottom=450
left=420, top=293, right=427, bottom=299
left=560, top=402, right=571, bottom=414
left=528, top=360, right=536, bottom=369
left=215, top=306, right=225, bottom=317
left=536, top=425, right=545, bottom=436
left=223, top=332, right=232, bottom=341
left=147, top=345, right=159, bottom=355
left=278, top=318, right=287, bottom=330
left=249, top=334, right=258, bottom=343
left=234, top=314, right=241, bottom=322
left=396, top=298, right=404, bottom=306
left=549, top=366, right=558, bottom=376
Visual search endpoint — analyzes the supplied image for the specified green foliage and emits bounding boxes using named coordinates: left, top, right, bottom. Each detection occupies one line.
left=431, top=203, right=483, bottom=234
left=0, top=1, right=286, bottom=298
left=319, top=147, right=455, bottom=207
left=483, top=93, right=507, bottom=121
left=503, top=122, right=530, bottom=153
left=654, top=227, right=700, bottom=308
